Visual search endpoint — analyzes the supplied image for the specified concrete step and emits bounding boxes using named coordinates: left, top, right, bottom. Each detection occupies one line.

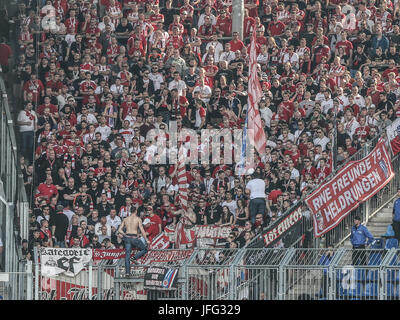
left=368, top=221, right=393, bottom=226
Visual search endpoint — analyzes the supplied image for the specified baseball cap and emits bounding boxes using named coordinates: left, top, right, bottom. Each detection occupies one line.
left=56, top=204, right=64, bottom=212
left=143, top=218, right=151, bottom=225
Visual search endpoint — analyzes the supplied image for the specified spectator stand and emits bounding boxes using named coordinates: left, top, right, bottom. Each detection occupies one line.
left=246, top=136, right=400, bottom=251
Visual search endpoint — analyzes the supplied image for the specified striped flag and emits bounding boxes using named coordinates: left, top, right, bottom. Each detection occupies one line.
left=386, top=117, right=400, bottom=156
left=236, top=114, right=249, bottom=176
left=246, top=28, right=266, bottom=158
left=177, top=143, right=188, bottom=210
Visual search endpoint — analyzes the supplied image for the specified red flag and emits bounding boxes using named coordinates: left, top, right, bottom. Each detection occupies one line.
left=247, top=28, right=267, bottom=157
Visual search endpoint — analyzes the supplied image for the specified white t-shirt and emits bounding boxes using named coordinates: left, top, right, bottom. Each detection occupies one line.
left=313, top=136, right=330, bottom=151
left=95, top=125, right=111, bottom=141
left=222, top=200, right=238, bottom=217
left=149, top=72, right=164, bottom=91
left=246, top=178, right=266, bottom=200
left=168, top=79, right=187, bottom=96
left=17, top=109, right=37, bottom=132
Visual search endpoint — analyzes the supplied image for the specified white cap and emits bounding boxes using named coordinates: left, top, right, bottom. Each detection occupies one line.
left=143, top=218, right=151, bottom=225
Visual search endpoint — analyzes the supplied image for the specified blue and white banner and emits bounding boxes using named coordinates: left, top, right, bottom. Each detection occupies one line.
left=144, top=267, right=179, bottom=290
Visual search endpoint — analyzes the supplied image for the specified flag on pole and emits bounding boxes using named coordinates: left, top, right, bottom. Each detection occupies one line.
left=177, top=143, right=188, bottom=210
left=236, top=114, right=252, bottom=176
left=247, top=27, right=267, bottom=158
left=386, top=117, right=400, bottom=156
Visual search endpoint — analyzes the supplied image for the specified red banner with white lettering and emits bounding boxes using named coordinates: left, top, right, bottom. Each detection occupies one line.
left=305, top=139, right=394, bottom=238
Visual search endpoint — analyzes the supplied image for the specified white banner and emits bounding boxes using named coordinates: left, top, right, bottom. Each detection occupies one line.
left=40, top=248, right=92, bottom=277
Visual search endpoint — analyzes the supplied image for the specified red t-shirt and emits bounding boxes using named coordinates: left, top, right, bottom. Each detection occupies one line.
left=146, top=214, right=162, bottom=242
left=268, top=189, right=283, bottom=203
left=229, top=39, right=245, bottom=52
left=268, top=21, right=286, bottom=36
left=37, top=183, right=58, bottom=202
left=0, top=43, right=12, bottom=66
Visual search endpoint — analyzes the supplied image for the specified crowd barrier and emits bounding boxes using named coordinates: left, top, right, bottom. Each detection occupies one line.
left=0, top=72, right=30, bottom=300
left=26, top=247, right=400, bottom=300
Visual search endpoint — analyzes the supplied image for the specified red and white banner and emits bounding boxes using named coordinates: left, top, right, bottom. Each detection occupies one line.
left=166, top=224, right=245, bottom=248
left=40, top=269, right=146, bottom=300
left=150, top=232, right=170, bottom=249
left=247, top=27, right=266, bottom=157
left=305, top=139, right=394, bottom=237
left=194, top=225, right=245, bottom=239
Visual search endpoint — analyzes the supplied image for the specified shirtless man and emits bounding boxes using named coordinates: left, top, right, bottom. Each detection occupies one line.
left=118, top=207, right=149, bottom=277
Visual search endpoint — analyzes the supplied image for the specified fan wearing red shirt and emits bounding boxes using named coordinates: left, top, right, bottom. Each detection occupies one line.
left=166, top=28, right=185, bottom=49
left=354, top=116, right=370, bottom=141
left=301, top=158, right=317, bottom=180
left=215, top=10, right=232, bottom=37
left=244, top=0, right=259, bottom=17
left=277, top=92, right=294, bottom=121
left=180, top=0, right=194, bottom=19
left=312, top=38, right=331, bottom=65
left=64, top=9, right=79, bottom=33
left=36, top=175, right=59, bottom=203
left=316, top=158, right=331, bottom=182
left=106, top=37, right=121, bottom=64
left=46, top=74, right=64, bottom=94
left=80, top=72, right=97, bottom=95
left=39, top=219, right=53, bottom=247
left=69, top=227, right=90, bottom=248
left=144, top=206, right=162, bottom=242
left=256, top=30, right=268, bottom=46
left=344, top=96, right=360, bottom=117
left=36, top=96, right=59, bottom=116
left=382, top=60, right=399, bottom=80
left=23, top=74, right=45, bottom=103
left=198, top=16, right=216, bottom=44
left=120, top=94, right=138, bottom=121
left=267, top=14, right=286, bottom=36
left=168, top=15, right=185, bottom=35
left=345, top=137, right=357, bottom=156
left=243, top=9, right=255, bottom=38
left=229, top=31, right=245, bottom=52
left=149, top=6, right=164, bottom=29
left=334, top=31, right=353, bottom=57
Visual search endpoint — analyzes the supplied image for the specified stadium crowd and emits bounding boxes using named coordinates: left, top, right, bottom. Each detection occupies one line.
left=4, top=0, right=399, bottom=259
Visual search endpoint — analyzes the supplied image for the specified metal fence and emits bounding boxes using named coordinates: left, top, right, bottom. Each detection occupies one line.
left=28, top=247, right=400, bottom=300
left=0, top=69, right=30, bottom=302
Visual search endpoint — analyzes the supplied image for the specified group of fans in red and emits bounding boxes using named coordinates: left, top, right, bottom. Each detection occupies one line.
left=2, top=0, right=398, bottom=259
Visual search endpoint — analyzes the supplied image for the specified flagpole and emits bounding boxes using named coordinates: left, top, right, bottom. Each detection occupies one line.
left=333, top=108, right=337, bottom=171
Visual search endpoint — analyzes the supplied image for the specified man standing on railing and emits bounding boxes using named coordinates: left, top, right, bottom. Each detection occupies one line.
left=350, top=216, right=374, bottom=265
left=392, top=187, right=400, bottom=241
left=17, top=102, right=37, bottom=164
left=245, top=169, right=266, bottom=225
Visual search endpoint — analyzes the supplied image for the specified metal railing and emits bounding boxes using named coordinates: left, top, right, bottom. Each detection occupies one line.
left=0, top=71, right=30, bottom=277
left=31, top=247, right=400, bottom=300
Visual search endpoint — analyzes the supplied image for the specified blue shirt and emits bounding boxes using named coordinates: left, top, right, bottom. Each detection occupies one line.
left=350, top=224, right=374, bottom=247
left=393, top=197, right=400, bottom=222
left=318, top=254, right=334, bottom=274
